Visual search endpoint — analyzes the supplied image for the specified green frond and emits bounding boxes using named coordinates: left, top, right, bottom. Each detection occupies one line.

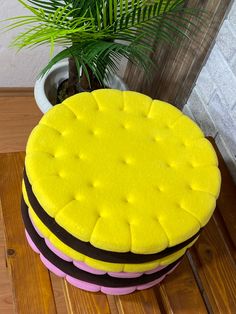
left=40, top=39, right=155, bottom=86
left=5, top=4, right=97, bottom=51
left=1, top=0, right=206, bottom=83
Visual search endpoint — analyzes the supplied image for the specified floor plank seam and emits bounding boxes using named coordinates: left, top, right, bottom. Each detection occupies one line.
left=213, top=210, right=236, bottom=265
left=187, top=251, right=213, bottom=314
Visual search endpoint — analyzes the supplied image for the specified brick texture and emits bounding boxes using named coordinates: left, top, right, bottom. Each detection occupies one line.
left=206, top=46, right=236, bottom=108
left=216, top=20, right=236, bottom=62
left=184, top=3, right=236, bottom=183
left=229, top=1, right=236, bottom=26
left=193, top=66, right=217, bottom=105
left=187, top=89, right=218, bottom=137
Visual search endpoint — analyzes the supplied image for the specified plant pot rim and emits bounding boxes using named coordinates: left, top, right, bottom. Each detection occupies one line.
left=34, top=60, right=128, bottom=114
left=34, top=60, right=69, bottom=113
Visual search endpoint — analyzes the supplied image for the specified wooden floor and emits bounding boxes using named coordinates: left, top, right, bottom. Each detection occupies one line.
left=0, top=93, right=68, bottom=313
left=0, top=93, right=42, bottom=153
left=0, top=93, right=42, bottom=313
left=0, top=92, right=236, bottom=313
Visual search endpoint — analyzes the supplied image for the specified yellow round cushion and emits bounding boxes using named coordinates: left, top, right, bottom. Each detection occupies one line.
left=22, top=181, right=197, bottom=272
left=25, top=89, right=221, bottom=254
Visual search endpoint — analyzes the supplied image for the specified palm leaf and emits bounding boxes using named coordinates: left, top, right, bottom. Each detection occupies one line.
left=1, top=0, right=206, bottom=85
left=40, top=39, right=155, bottom=85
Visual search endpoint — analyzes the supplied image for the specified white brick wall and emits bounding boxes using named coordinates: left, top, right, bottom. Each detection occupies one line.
left=185, top=2, right=236, bottom=183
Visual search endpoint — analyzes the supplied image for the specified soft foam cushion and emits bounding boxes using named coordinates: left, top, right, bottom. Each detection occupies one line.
left=22, top=190, right=197, bottom=273
left=23, top=176, right=201, bottom=263
left=26, top=228, right=180, bottom=295
left=25, top=89, right=221, bottom=254
left=24, top=200, right=186, bottom=278
left=22, top=201, right=181, bottom=294
left=26, top=219, right=171, bottom=278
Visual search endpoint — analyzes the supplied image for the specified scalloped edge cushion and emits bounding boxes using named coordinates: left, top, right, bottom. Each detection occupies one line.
left=23, top=175, right=201, bottom=263
left=25, top=90, right=221, bottom=255
left=27, top=224, right=169, bottom=278
left=26, top=229, right=180, bottom=295
left=27, top=203, right=171, bottom=278
left=21, top=196, right=197, bottom=273
left=22, top=200, right=182, bottom=292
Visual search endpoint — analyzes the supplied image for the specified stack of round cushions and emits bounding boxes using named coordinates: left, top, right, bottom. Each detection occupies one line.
left=21, top=89, right=221, bottom=295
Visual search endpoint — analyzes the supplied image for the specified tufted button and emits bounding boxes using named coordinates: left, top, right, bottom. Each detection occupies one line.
left=89, top=129, right=100, bottom=136
left=121, top=158, right=133, bottom=165
left=60, top=131, right=67, bottom=136
left=188, top=183, right=196, bottom=191
left=122, top=195, right=134, bottom=204
left=163, top=124, right=171, bottom=129
left=164, top=162, right=173, bottom=168
left=88, top=181, right=100, bottom=188
left=141, top=113, right=150, bottom=119
left=178, top=202, right=185, bottom=210
left=46, top=152, right=55, bottom=158
left=74, top=194, right=84, bottom=201
left=167, top=162, right=177, bottom=168
left=75, top=153, right=86, bottom=160
left=57, top=172, right=65, bottom=178
left=119, top=106, right=127, bottom=112
left=156, top=186, right=165, bottom=192
left=97, top=210, right=106, bottom=219
left=75, top=114, right=83, bottom=120
left=121, top=123, right=130, bottom=130
left=80, top=153, right=86, bottom=160
left=153, top=136, right=161, bottom=143
left=190, top=162, right=199, bottom=168
left=182, top=141, right=190, bottom=147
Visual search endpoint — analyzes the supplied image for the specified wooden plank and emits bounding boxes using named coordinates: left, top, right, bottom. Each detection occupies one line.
left=0, top=88, right=33, bottom=97
left=0, top=152, right=57, bottom=314
left=156, top=257, right=207, bottom=313
left=63, top=281, right=112, bottom=314
left=50, top=274, right=68, bottom=314
left=0, top=202, right=14, bottom=314
left=106, top=295, right=120, bottom=314
left=114, top=289, right=162, bottom=314
left=124, top=0, right=231, bottom=109
left=0, top=96, right=42, bottom=153
left=208, top=138, right=236, bottom=257
left=189, top=214, right=236, bottom=313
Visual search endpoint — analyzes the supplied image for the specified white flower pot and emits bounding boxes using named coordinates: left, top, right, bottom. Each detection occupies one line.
left=34, top=60, right=128, bottom=114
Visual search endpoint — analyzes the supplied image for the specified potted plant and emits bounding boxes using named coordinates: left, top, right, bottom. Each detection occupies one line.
left=1, top=0, right=202, bottom=113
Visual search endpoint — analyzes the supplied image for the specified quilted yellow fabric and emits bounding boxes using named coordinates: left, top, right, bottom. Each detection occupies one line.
left=22, top=182, right=197, bottom=272
left=25, top=89, right=221, bottom=254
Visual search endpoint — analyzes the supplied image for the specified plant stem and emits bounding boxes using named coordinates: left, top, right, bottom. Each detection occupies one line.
left=68, top=57, right=102, bottom=96
left=80, top=66, right=102, bottom=91
left=80, top=66, right=93, bottom=91
left=68, top=57, right=78, bottom=96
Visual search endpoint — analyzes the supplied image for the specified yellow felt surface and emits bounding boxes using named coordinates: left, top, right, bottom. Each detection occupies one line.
left=25, top=89, right=221, bottom=254
left=22, top=181, right=197, bottom=272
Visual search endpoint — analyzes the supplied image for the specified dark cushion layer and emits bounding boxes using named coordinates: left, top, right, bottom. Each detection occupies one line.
left=24, top=171, right=201, bottom=263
